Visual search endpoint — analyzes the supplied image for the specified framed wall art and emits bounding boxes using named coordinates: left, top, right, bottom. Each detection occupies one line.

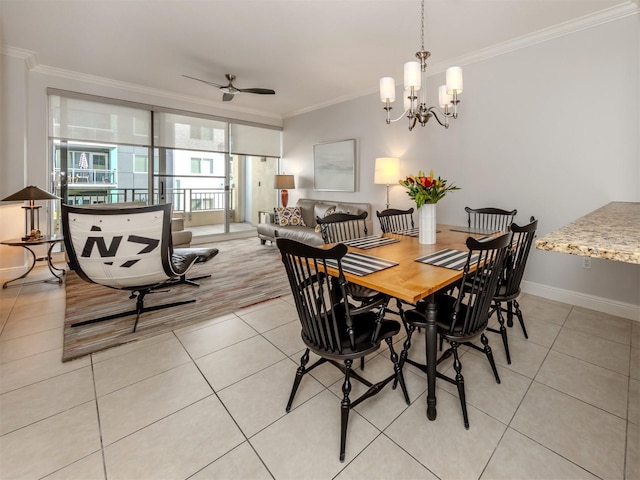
left=313, top=139, right=356, bottom=192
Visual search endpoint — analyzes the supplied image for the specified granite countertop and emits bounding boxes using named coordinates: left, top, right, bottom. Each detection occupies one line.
left=535, top=202, right=640, bottom=264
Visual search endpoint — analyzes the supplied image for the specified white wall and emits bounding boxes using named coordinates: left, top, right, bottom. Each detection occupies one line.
left=283, top=14, right=640, bottom=319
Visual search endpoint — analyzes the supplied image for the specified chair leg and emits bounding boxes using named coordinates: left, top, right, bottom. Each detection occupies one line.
left=386, top=337, right=410, bottom=405
left=451, top=343, right=469, bottom=429
left=395, top=324, right=415, bottom=389
left=71, top=288, right=196, bottom=333
left=340, top=359, right=353, bottom=462
left=481, top=333, right=501, bottom=384
left=506, top=300, right=514, bottom=328
left=286, top=349, right=310, bottom=412
left=177, top=273, right=212, bottom=287
left=494, top=303, right=511, bottom=364
left=513, top=299, right=528, bottom=339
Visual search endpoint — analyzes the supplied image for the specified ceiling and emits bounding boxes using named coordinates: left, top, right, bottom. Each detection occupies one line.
left=0, top=0, right=633, bottom=119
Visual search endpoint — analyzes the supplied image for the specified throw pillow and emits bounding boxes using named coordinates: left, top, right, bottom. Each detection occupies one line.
left=274, top=207, right=306, bottom=226
left=314, top=203, right=336, bottom=221
left=334, top=204, right=361, bottom=215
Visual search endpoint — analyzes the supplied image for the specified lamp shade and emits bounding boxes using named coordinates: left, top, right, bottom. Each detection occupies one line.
left=404, top=62, right=421, bottom=90
left=438, top=85, right=453, bottom=109
left=274, top=175, right=295, bottom=190
left=1, top=185, right=59, bottom=202
left=379, top=77, right=396, bottom=103
left=446, top=66, right=463, bottom=94
left=374, top=157, right=400, bottom=185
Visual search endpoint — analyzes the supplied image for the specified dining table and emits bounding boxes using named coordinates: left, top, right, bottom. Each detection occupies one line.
left=328, top=224, right=500, bottom=421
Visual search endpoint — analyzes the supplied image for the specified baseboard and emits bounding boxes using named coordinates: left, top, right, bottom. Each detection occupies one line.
left=191, top=230, right=256, bottom=245
left=521, top=280, right=640, bottom=322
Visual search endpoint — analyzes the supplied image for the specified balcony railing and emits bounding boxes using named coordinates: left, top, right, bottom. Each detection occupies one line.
left=66, top=168, right=117, bottom=185
left=65, top=188, right=231, bottom=213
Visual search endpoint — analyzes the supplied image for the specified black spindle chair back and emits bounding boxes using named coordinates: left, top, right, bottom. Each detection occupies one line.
left=316, top=211, right=369, bottom=244
left=465, top=206, right=517, bottom=232
left=376, top=208, right=415, bottom=233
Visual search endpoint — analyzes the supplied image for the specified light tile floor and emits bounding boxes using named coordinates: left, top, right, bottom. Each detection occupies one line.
left=0, top=265, right=638, bottom=480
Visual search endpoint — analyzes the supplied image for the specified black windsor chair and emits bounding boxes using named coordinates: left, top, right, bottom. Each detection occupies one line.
left=487, top=217, right=538, bottom=363
left=376, top=207, right=415, bottom=233
left=277, top=237, right=409, bottom=461
left=399, top=232, right=512, bottom=429
left=465, top=206, right=517, bottom=232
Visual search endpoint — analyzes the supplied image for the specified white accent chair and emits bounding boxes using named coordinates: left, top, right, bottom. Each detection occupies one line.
left=62, top=203, right=199, bottom=332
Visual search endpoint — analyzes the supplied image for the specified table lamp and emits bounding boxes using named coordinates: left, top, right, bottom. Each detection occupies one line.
left=1, top=185, right=60, bottom=240
left=274, top=174, right=295, bottom=208
left=374, top=157, right=400, bottom=209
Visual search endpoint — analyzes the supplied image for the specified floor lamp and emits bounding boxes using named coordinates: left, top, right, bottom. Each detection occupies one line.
left=374, top=157, right=400, bottom=209
left=274, top=174, right=295, bottom=208
left=1, top=185, right=60, bottom=240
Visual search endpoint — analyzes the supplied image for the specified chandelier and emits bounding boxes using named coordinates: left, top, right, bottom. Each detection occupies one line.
left=379, top=0, right=463, bottom=131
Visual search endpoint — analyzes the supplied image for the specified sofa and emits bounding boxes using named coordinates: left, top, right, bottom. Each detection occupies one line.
left=257, top=198, right=373, bottom=246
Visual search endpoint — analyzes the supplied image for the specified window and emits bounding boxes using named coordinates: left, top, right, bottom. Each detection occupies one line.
left=134, top=154, right=148, bottom=173
left=190, top=158, right=201, bottom=174
left=190, top=157, right=213, bottom=174
left=93, top=153, right=107, bottom=170
left=191, top=126, right=214, bottom=141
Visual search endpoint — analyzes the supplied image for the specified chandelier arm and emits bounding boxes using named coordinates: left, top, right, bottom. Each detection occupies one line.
left=426, top=106, right=451, bottom=128
left=388, top=109, right=410, bottom=123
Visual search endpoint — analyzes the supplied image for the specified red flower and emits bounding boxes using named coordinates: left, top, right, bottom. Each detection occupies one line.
left=419, top=176, right=434, bottom=188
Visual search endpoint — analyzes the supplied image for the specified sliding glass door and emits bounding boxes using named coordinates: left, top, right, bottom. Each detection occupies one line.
left=49, top=90, right=282, bottom=239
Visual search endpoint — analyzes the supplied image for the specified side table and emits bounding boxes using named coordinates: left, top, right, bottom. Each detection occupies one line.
left=1, top=235, right=66, bottom=288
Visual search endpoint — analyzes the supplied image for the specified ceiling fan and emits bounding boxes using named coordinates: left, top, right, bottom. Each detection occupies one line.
left=182, top=73, right=275, bottom=102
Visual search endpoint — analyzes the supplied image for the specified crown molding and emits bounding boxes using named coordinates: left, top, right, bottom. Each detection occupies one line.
left=0, top=44, right=281, bottom=121
left=1, top=46, right=38, bottom=69
left=428, top=2, right=639, bottom=73
left=283, top=1, right=640, bottom=119
left=30, top=64, right=283, bottom=121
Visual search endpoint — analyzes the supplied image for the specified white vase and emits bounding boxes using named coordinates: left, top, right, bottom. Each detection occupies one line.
left=418, top=203, right=437, bottom=244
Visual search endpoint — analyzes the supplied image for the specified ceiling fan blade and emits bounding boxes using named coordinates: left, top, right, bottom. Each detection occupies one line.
left=182, top=75, right=224, bottom=88
left=222, top=93, right=235, bottom=102
left=239, top=88, right=276, bottom=95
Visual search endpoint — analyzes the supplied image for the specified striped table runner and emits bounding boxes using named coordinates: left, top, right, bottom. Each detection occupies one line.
left=392, top=227, right=420, bottom=237
left=325, top=252, right=398, bottom=276
left=415, top=249, right=478, bottom=270
left=449, top=226, right=500, bottom=235
left=392, top=228, right=442, bottom=237
left=342, top=235, right=400, bottom=249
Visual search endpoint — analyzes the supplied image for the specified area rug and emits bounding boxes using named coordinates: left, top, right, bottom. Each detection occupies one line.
left=63, top=237, right=287, bottom=362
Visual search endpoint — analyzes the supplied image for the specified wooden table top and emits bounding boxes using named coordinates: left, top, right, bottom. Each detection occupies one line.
left=336, top=225, right=492, bottom=303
